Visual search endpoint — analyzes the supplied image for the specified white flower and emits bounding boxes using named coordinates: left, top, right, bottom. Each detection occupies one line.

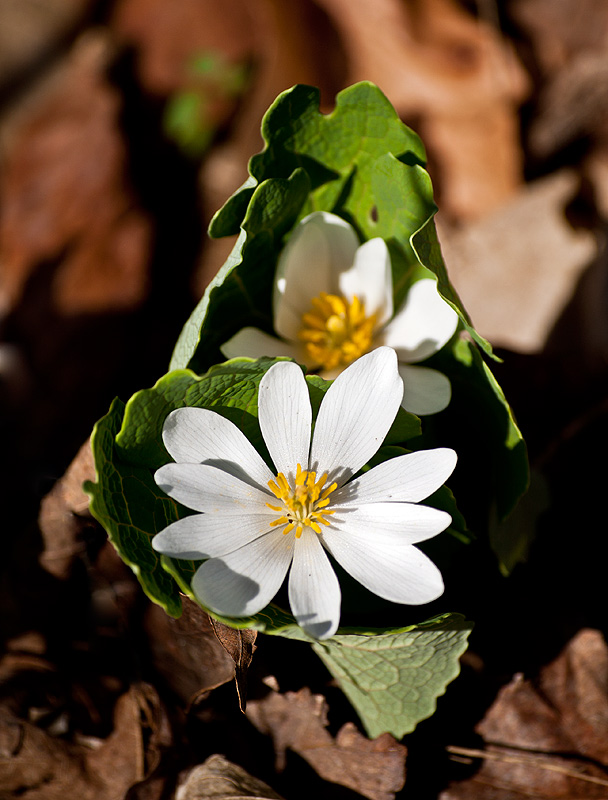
left=152, top=347, right=457, bottom=639
left=221, top=211, right=459, bottom=415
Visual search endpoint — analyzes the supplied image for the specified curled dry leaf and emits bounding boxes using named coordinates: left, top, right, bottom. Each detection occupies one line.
left=38, top=438, right=95, bottom=580
left=247, top=687, right=406, bottom=800
left=209, top=617, right=257, bottom=712
left=442, top=629, right=608, bottom=799
left=438, top=169, right=597, bottom=353
left=0, top=683, right=171, bottom=800
left=145, top=598, right=236, bottom=706
left=0, top=29, right=152, bottom=315
left=176, top=754, right=284, bottom=800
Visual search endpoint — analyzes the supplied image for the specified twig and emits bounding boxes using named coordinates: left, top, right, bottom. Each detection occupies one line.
left=446, top=744, right=608, bottom=788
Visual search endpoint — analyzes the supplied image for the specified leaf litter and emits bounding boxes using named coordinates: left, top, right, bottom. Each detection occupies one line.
left=2, top=0, right=608, bottom=797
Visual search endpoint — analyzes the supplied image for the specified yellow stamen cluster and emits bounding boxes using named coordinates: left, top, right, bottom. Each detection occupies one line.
left=298, top=292, right=376, bottom=371
left=267, top=464, right=337, bottom=538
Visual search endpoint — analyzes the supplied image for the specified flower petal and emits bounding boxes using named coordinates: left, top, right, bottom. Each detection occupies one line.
left=258, top=361, right=312, bottom=480
left=322, top=523, right=444, bottom=605
left=326, top=501, right=451, bottom=545
left=191, top=529, right=293, bottom=617
left=273, top=212, right=359, bottom=341
left=162, top=407, right=274, bottom=488
left=381, top=279, right=458, bottom=362
left=338, top=238, right=393, bottom=327
left=152, top=512, right=275, bottom=560
left=398, top=363, right=452, bottom=415
left=331, top=448, right=457, bottom=506
left=288, top=529, right=341, bottom=639
left=155, top=463, right=274, bottom=514
left=220, top=327, right=301, bottom=361
left=309, top=346, right=403, bottom=486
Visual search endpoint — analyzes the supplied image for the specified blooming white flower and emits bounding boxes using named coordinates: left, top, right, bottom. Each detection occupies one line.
left=152, top=347, right=457, bottom=639
left=221, top=211, right=459, bottom=415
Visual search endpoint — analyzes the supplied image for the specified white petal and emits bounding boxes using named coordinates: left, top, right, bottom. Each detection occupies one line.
left=322, top=524, right=444, bottom=605
left=398, top=363, right=452, bottom=415
left=381, top=279, right=458, bottom=362
left=273, top=212, right=359, bottom=341
left=152, top=512, right=275, bottom=559
left=220, top=327, right=300, bottom=361
left=258, top=362, right=312, bottom=480
left=338, top=238, right=393, bottom=327
left=288, top=529, right=341, bottom=639
left=309, top=347, right=403, bottom=486
left=325, top=502, right=451, bottom=545
left=191, top=529, right=293, bottom=616
left=155, top=463, right=274, bottom=514
left=162, top=407, right=274, bottom=487
left=331, top=448, right=457, bottom=506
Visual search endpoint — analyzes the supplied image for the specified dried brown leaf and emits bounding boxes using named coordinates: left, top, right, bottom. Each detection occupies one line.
left=209, top=617, right=257, bottom=711
left=177, top=754, right=284, bottom=800
left=438, top=169, right=597, bottom=353
left=443, top=630, right=608, bottom=799
left=0, top=683, right=169, bottom=799
left=38, top=438, right=95, bottom=579
left=247, top=687, right=406, bottom=800
left=145, top=599, right=236, bottom=706
left=111, top=0, right=254, bottom=96
left=0, top=30, right=152, bottom=315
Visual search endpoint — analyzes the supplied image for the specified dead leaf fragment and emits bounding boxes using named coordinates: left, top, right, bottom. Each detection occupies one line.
left=0, top=683, right=170, bottom=799
left=209, top=617, right=257, bottom=711
left=438, top=169, right=597, bottom=353
left=176, top=754, right=284, bottom=800
left=247, top=687, right=406, bottom=800
left=38, top=438, right=95, bottom=579
left=443, top=629, right=608, bottom=798
left=145, top=599, right=236, bottom=706
left=0, top=30, right=152, bottom=315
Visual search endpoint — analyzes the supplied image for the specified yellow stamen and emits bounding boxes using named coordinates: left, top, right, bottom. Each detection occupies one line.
left=265, top=463, right=338, bottom=539
left=298, top=292, right=377, bottom=371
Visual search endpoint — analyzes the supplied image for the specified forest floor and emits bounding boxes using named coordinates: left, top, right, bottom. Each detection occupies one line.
left=2, top=1, right=608, bottom=798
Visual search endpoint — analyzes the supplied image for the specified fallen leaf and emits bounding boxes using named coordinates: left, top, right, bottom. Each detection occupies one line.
left=247, top=687, right=406, bottom=800
left=0, top=0, right=91, bottom=92
left=510, top=0, right=608, bottom=75
left=38, top=438, right=95, bottom=580
left=438, top=169, right=597, bottom=353
left=0, top=683, right=170, bottom=799
left=442, top=629, right=608, bottom=798
left=111, top=0, right=255, bottom=96
left=209, top=617, right=257, bottom=711
left=0, top=29, right=152, bottom=315
left=144, top=598, right=236, bottom=706
left=176, top=754, right=284, bottom=800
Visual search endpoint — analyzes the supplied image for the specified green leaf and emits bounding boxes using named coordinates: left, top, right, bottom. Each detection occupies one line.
left=170, top=169, right=310, bottom=373
left=412, top=216, right=495, bottom=359
left=312, top=613, right=473, bottom=738
left=489, top=469, right=548, bottom=576
left=86, top=398, right=184, bottom=618
left=86, top=360, right=289, bottom=620
left=424, top=336, right=529, bottom=529
left=174, top=82, right=481, bottom=373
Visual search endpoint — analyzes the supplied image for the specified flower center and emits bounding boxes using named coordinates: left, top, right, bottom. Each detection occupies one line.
left=266, top=464, right=337, bottom=538
left=298, top=292, right=377, bottom=371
